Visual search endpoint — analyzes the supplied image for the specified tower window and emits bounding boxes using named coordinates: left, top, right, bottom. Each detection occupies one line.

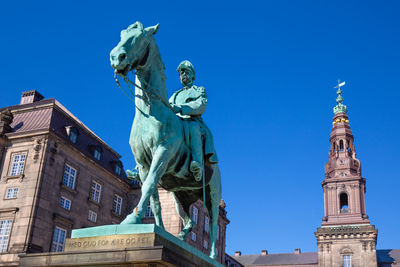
left=339, top=140, right=344, bottom=151
left=343, top=255, right=351, bottom=267
left=340, top=192, right=349, bottom=213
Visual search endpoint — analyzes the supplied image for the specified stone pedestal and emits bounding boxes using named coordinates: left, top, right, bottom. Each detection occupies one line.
left=19, top=224, right=223, bottom=267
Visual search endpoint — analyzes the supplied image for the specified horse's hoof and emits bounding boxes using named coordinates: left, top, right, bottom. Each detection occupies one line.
left=209, top=252, right=216, bottom=259
left=178, top=231, right=187, bottom=241
left=120, top=214, right=141, bottom=224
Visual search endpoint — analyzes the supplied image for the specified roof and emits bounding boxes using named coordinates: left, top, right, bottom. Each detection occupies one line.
left=232, top=249, right=400, bottom=266
left=377, top=249, right=400, bottom=264
left=232, top=252, right=318, bottom=266
left=1, top=97, right=128, bottom=181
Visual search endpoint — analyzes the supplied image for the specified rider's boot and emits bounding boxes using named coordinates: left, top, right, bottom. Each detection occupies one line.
left=190, top=160, right=202, bottom=181
left=189, top=122, right=204, bottom=182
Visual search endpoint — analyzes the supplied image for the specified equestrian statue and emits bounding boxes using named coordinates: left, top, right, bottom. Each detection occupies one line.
left=109, top=21, right=222, bottom=259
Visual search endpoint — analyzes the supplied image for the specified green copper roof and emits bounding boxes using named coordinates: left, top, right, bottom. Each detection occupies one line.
left=333, top=81, right=347, bottom=114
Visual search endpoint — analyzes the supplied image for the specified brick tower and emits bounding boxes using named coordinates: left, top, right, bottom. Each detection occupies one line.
left=315, top=81, right=378, bottom=267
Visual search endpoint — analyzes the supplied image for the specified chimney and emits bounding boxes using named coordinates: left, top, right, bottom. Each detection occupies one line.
left=20, top=90, right=44, bottom=105
left=235, top=251, right=241, bottom=257
left=261, top=250, right=268, bottom=255
left=294, top=248, right=301, bottom=254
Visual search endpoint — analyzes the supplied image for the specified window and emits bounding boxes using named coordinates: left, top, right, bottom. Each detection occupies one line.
left=343, top=255, right=351, bottom=267
left=191, top=207, right=198, bottom=224
left=145, top=203, right=154, bottom=217
left=69, top=128, right=78, bottom=143
left=340, top=192, right=349, bottom=213
left=51, top=226, right=66, bottom=252
left=190, top=232, right=197, bottom=241
left=216, top=247, right=218, bottom=256
left=93, top=146, right=102, bottom=160
left=63, top=164, right=77, bottom=189
left=113, top=195, right=123, bottom=215
left=339, top=140, right=344, bottom=151
left=204, top=217, right=209, bottom=233
left=90, top=181, right=102, bottom=203
left=203, top=240, right=208, bottom=249
left=9, top=153, right=26, bottom=176
left=5, top=188, right=18, bottom=199
left=88, top=210, right=97, bottom=223
left=217, top=225, right=220, bottom=240
left=114, top=161, right=122, bottom=175
left=0, top=220, right=12, bottom=252
left=65, top=126, right=79, bottom=144
left=60, top=197, right=71, bottom=210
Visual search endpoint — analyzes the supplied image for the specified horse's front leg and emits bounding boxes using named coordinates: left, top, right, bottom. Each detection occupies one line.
left=150, top=189, right=164, bottom=229
left=122, top=146, right=171, bottom=224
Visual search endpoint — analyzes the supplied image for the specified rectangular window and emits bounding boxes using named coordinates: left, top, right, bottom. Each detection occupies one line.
left=9, top=153, right=26, bottom=176
left=145, top=203, right=154, bottom=217
left=0, top=220, right=12, bottom=252
left=60, top=197, right=71, bottom=210
left=50, top=226, right=66, bottom=252
left=217, top=225, right=220, bottom=240
left=343, top=255, right=351, bottom=267
left=5, top=188, right=18, bottom=199
left=203, top=240, right=208, bottom=249
left=190, top=232, right=197, bottom=242
left=115, top=164, right=121, bottom=175
left=88, top=210, right=97, bottom=223
left=191, top=207, right=198, bottom=224
left=94, top=148, right=101, bottom=160
left=112, top=195, right=123, bottom=215
left=90, top=181, right=102, bottom=203
left=63, top=164, right=77, bottom=189
left=204, top=217, right=209, bottom=233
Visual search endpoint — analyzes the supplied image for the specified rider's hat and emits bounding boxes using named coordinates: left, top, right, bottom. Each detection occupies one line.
left=177, top=60, right=195, bottom=76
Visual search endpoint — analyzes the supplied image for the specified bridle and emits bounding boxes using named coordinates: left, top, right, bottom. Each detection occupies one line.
left=113, top=35, right=174, bottom=113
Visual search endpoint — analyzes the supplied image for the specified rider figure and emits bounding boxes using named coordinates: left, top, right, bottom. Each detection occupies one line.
left=169, top=60, right=218, bottom=181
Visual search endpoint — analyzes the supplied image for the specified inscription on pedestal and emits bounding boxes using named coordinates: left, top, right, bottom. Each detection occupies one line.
left=65, top=233, right=155, bottom=252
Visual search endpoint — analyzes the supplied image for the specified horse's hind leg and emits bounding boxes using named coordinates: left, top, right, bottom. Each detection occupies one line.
left=171, top=192, right=194, bottom=241
left=150, top=189, right=164, bottom=230
left=208, top=166, right=222, bottom=259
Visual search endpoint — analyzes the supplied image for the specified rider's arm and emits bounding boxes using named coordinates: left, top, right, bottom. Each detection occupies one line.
left=179, top=87, right=207, bottom=116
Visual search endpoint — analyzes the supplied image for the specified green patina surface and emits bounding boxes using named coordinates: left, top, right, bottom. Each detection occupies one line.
left=333, top=81, right=347, bottom=114
left=109, top=21, right=222, bottom=259
left=71, top=224, right=224, bottom=267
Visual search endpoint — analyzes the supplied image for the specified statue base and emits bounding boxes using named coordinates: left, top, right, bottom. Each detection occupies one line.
left=19, top=224, right=223, bottom=267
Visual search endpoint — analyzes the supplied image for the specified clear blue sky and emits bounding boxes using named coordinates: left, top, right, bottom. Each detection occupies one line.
left=1, top=0, right=399, bottom=255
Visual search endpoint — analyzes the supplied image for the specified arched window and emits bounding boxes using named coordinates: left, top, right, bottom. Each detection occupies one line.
left=339, top=140, right=344, bottom=151
left=340, top=192, right=349, bottom=213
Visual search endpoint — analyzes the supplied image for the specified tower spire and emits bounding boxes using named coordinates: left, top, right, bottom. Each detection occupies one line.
left=333, top=80, right=347, bottom=115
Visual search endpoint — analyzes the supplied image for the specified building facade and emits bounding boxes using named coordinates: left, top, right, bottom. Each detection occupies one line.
left=0, top=91, right=139, bottom=266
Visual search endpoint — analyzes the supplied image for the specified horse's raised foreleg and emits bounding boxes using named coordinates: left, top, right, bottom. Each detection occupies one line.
left=123, top=146, right=170, bottom=224
left=171, top=192, right=194, bottom=241
left=150, top=189, right=164, bottom=229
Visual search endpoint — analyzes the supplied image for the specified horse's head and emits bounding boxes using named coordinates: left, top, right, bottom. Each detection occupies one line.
left=110, top=21, right=159, bottom=77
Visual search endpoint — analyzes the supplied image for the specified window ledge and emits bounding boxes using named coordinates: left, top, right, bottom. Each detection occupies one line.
left=4, top=174, right=24, bottom=182
left=60, top=184, right=78, bottom=195
left=88, top=198, right=101, bottom=207
left=111, top=211, right=123, bottom=219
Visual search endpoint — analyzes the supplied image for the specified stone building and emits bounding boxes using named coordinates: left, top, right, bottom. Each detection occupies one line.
left=231, top=85, right=399, bottom=267
left=0, top=90, right=229, bottom=266
left=0, top=91, right=138, bottom=266
left=143, top=187, right=230, bottom=264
